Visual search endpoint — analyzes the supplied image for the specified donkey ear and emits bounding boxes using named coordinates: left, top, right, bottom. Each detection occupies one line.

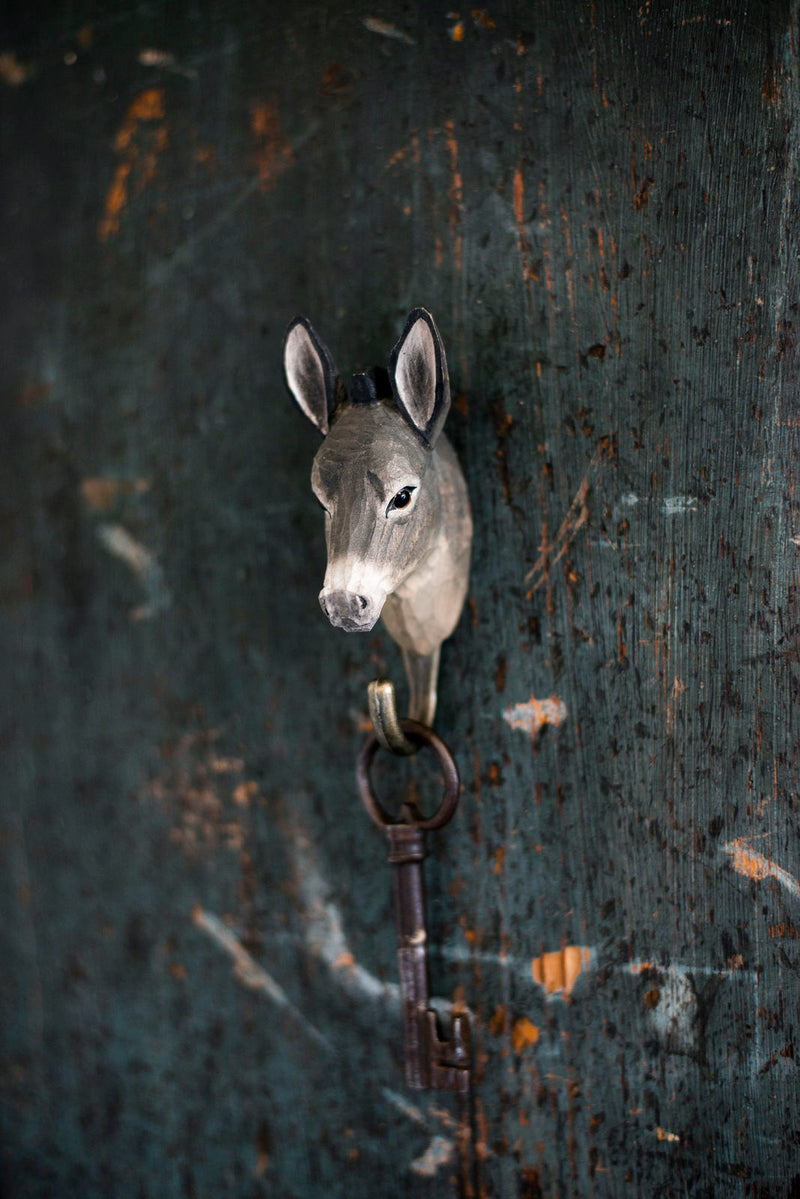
left=389, top=308, right=450, bottom=446
left=283, top=317, right=339, bottom=435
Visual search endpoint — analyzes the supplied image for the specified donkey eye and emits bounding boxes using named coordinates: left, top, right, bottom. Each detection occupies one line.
left=387, top=486, right=416, bottom=515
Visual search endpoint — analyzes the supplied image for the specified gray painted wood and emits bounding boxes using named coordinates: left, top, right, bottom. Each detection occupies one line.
left=1, top=2, right=799, bottom=1196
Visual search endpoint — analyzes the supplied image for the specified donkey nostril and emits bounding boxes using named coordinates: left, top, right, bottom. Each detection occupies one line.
left=356, top=595, right=368, bottom=611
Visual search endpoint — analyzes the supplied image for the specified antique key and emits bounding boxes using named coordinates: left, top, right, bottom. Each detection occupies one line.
left=356, top=716, right=470, bottom=1092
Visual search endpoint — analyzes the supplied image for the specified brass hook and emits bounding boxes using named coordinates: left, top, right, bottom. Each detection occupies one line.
left=367, top=678, right=418, bottom=755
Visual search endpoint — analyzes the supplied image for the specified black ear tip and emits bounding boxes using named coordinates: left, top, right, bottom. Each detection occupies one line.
left=285, top=314, right=311, bottom=340
left=391, top=308, right=441, bottom=370
left=404, top=306, right=435, bottom=329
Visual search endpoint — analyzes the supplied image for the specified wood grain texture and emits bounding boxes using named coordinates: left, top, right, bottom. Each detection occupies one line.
left=1, top=2, right=799, bottom=1196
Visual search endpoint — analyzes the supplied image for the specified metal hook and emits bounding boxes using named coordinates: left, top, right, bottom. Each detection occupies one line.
left=367, top=678, right=418, bottom=755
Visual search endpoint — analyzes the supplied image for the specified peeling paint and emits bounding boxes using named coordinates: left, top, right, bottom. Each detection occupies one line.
left=363, top=16, right=416, bottom=44
left=98, top=523, right=153, bottom=576
left=472, top=9, right=496, bottom=31
left=525, top=441, right=609, bottom=592
left=81, top=477, right=150, bottom=512
left=138, top=47, right=197, bottom=78
left=504, top=695, right=566, bottom=739
left=381, top=1088, right=427, bottom=1126
left=291, top=829, right=400, bottom=1004
left=655, top=1127, right=681, bottom=1143
left=444, top=119, right=463, bottom=271
left=627, top=959, right=757, bottom=982
left=138, top=48, right=176, bottom=66
left=511, top=1017, right=540, bottom=1051
left=620, top=493, right=699, bottom=515
left=142, top=729, right=251, bottom=855
left=645, top=970, right=696, bottom=1051
left=0, top=51, right=35, bottom=86
left=232, top=780, right=258, bottom=806
left=192, top=906, right=329, bottom=1048
left=662, top=495, right=699, bottom=515
left=251, top=100, right=294, bottom=192
left=97, top=523, right=170, bottom=619
left=410, top=1134, right=455, bottom=1177
left=531, top=946, right=593, bottom=998
left=723, top=839, right=800, bottom=899
left=513, top=165, right=536, bottom=284
left=98, top=88, right=167, bottom=242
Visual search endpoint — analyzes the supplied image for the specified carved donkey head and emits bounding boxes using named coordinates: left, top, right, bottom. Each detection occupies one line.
left=283, top=308, right=472, bottom=723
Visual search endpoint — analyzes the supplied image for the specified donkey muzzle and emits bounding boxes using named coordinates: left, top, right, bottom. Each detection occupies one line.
left=319, top=588, right=381, bottom=632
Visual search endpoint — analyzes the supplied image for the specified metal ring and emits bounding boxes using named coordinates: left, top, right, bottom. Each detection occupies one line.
left=356, top=720, right=460, bottom=830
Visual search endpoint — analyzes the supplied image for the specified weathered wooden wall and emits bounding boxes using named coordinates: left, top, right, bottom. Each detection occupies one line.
left=2, top=2, right=799, bottom=1195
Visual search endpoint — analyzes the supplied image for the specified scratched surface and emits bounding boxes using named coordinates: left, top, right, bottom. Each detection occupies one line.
left=1, top=2, right=799, bottom=1196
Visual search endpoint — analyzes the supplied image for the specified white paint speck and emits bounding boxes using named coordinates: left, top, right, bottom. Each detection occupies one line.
left=410, top=1135, right=455, bottom=1177
left=292, top=830, right=400, bottom=1005
left=363, top=16, right=416, bottom=44
left=381, top=1088, right=427, bottom=1127
left=620, top=494, right=699, bottom=515
left=647, top=969, right=696, bottom=1050
left=662, top=495, right=698, bottom=515
left=97, top=523, right=170, bottom=620
left=504, top=696, right=566, bottom=739
left=192, top=906, right=329, bottom=1048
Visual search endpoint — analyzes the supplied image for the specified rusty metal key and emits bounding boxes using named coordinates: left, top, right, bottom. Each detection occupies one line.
left=357, top=718, right=470, bottom=1092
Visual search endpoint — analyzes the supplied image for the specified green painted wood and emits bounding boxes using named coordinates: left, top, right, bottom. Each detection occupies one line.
left=2, top=2, right=799, bottom=1195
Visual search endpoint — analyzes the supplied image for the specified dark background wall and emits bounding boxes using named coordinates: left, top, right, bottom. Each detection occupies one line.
left=2, top=2, right=799, bottom=1196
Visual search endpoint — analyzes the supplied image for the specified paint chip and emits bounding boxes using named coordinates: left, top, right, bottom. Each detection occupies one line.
left=662, top=495, right=698, bottom=515
left=250, top=100, right=294, bottom=191
left=97, top=522, right=170, bottom=620
left=98, top=88, right=167, bottom=242
left=0, top=51, right=35, bottom=86
left=655, top=1126, right=681, bottom=1143
left=472, top=9, right=496, bottom=30
left=410, top=1135, right=455, bottom=1177
left=81, top=477, right=150, bottom=512
left=504, top=696, right=566, bottom=740
left=233, top=780, right=259, bottom=806
left=511, top=1017, right=539, bottom=1052
left=532, top=946, right=592, bottom=998
left=192, top=906, right=329, bottom=1048
left=647, top=971, right=696, bottom=1050
left=138, top=48, right=176, bottom=67
left=363, top=17, right=416, bottom=44
left=489, top=1005, right=508, bottom=1035
left=291, top=830, right=400, bottom=1005
left=524, top=443, right=608, bottom=590
left=723, top=839, right=800, bottom=898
